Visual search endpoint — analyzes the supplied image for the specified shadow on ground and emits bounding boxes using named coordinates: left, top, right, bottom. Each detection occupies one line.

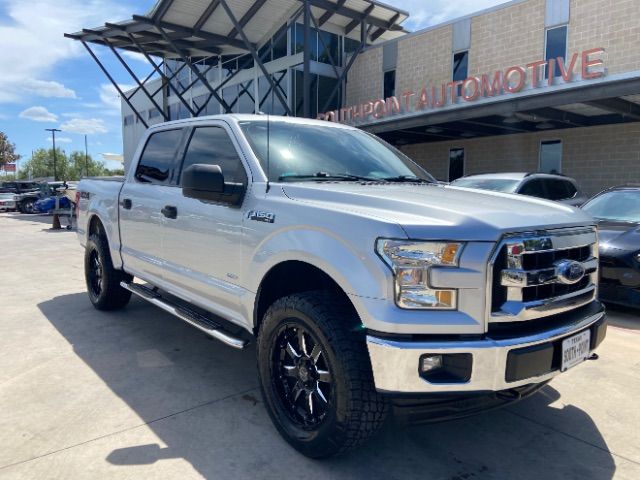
left=605, top=304, right=640, bottom=330
left=38, top=293, right=617, bottom=479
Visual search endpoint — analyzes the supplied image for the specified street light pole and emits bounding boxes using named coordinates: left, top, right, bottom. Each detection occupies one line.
left=84, top=134, right=89, bottom=177
left=45, top=128, right=62, bottom=181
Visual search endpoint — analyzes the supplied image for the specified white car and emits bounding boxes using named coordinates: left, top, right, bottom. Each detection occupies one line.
left=0, top=193, right=17, bottom=211
left=451, top=172, right=588, bottom=206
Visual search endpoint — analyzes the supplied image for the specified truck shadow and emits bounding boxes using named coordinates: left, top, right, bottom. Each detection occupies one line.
left=38, top=293, right=616, bottom=480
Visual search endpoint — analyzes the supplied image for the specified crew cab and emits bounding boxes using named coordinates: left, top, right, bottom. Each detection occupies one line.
left=76, top=115, right=606, bottom=458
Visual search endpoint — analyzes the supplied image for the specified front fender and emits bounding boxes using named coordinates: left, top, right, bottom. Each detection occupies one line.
left=246, top=226, right=397, bottom=300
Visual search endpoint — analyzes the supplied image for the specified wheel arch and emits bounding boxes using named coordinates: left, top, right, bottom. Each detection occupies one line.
left=253, top=260, right=359, bottom=334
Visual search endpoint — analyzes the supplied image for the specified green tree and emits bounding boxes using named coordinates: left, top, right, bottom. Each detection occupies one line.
left=18, top=148, right=69, bottom=180
left=68, top=151, right=109, bottom=179
left=0, top=132, right=20, bottom=167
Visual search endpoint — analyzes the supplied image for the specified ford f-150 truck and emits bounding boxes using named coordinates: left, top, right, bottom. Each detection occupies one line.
left=76, top=115, right=606, bottom=458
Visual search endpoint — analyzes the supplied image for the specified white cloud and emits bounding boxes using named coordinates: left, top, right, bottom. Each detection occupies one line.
left=99, top=83, right=135, bottom=112
left=46, top=136, right=73, bottom=144
left=19, top=106, right=59, bottom=122
left=383, top=0, right=511, bottom=30
left=0, top=0, right=129, bottom=103
left=21, top=79, right=77, bottom=99
left=60, top=118, right=108, bottom=135
left=121, top=51, right=148, bottom=63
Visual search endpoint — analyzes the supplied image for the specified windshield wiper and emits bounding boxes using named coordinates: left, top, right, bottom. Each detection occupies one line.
left=380, top=175, right=432, bottom=183
left=278, top=172, right=379, bottom=182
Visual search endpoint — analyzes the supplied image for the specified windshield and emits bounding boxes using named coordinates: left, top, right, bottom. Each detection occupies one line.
left=238, top=120, right=435, bottom=183
left=451, top=178, right=520, bottom=193
left=582, top=190, right=640, bottom=223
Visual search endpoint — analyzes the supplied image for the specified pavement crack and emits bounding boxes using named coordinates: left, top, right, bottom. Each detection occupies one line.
left=505, top=408, right=640, bottom=466
left=0, top=386, right=259, bottom=471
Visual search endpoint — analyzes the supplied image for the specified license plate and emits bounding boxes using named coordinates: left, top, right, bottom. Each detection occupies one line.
left=561, top=330, right=591, bottom=371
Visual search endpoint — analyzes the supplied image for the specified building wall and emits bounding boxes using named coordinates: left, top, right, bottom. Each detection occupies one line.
left=568, top=0, right=640, bottom=75
left=347, top=0, right=640, bottom=104
left=467, top=0, right=545, bottom=77
left=401, top=122, right=640, bottom=196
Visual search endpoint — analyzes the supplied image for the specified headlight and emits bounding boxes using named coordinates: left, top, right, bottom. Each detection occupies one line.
left=376, top=239, right=463, bottom=309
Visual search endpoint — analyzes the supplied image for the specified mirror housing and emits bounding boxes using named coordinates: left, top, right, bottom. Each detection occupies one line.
left=182, top=164, right=245, bottom=205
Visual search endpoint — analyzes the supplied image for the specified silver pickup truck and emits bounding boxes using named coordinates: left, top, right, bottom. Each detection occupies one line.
left=77, top=115, right=606, bottom=458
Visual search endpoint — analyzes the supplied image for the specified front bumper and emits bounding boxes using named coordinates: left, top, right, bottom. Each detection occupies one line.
left=367, top=302, right=606, bottom=393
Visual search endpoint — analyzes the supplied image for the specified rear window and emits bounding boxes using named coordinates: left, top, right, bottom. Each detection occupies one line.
left=135, top=129, right=184, bottom=185
left=544, top=179, right=577, bottom=200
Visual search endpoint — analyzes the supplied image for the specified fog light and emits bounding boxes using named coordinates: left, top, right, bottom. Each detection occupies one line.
left=420, top=354, right=443, bottom=373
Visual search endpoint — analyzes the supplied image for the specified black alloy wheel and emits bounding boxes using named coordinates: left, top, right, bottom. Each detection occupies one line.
left=273, top=324, right=332, bottom=428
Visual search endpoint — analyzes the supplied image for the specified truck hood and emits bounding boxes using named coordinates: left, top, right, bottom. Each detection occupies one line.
left=281, top=183, right=594, bottom=241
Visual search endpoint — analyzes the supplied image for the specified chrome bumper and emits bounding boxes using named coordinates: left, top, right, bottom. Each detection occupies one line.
left=367, top=305, right=606, bottom=394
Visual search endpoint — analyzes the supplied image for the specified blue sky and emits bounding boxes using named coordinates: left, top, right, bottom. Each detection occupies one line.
left=0, top=0, right=508, bottom=170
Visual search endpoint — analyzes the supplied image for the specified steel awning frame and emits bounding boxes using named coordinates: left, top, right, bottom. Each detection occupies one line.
left=65, top=0, right=408, bottom=127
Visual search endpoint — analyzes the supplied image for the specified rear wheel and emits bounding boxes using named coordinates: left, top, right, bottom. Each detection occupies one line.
left=84, top=233, right=132, bottom=310
left=257, top=291, right=388, bottom=458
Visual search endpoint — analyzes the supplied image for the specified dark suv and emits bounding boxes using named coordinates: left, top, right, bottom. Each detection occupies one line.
left=451, top=173, right=587, bottom=206
left=0, top=181, right=42, bottom=213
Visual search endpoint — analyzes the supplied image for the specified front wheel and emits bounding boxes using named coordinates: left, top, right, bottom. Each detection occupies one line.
left=257, top=291, right=388, bottom=458
left=20, top=199, right=35, bottom=214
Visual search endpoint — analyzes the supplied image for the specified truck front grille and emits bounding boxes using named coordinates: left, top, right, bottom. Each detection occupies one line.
left=489, top=227, right=599, bottom=324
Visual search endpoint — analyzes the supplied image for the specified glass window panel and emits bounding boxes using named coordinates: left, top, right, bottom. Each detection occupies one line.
left=318, top=31, right=339, bottom=65
left=453, top=51, right=469, bottom=82
left=272, top=24, right=288, bottom=60
left=384, top=70, right=396, bottom=98
left=539, top=140, right=562, bottom=173
left=545, top=26, right=567, bottom=78
left=237, top=80, right=255, bottom=114
left=318, top=75, right=340, bottom=113
left=519, top=179, right=546, bottom=198
left=449, top=148, right=465, bottom=181
left=180, top=127, right=246, bottom=185
left=135, top=129, right=184, bottom=185
left=223, top=86, right=239, bottom=113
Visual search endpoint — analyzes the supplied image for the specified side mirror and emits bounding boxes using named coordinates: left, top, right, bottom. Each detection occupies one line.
left=182, top=163, right=245, bottom=205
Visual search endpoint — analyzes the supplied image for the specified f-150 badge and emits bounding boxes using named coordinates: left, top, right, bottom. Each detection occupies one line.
left=248, top=210, right=275, bottom=223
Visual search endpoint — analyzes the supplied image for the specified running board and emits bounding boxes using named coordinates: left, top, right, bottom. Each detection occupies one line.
left=120, top=282, right=248, bottom=350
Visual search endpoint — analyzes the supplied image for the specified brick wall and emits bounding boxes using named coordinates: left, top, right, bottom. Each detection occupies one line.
left=401, top=122, right=640, bottom=196
left=468, top=0, right=545, bottom=77
left=568, top=0, right=640, bottom=75
left=346, top=48, right=382, bottom=107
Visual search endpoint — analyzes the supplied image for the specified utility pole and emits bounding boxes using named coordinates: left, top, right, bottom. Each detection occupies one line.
left=45, top=128, right=61, bottom=181
left=84, top=135, right=89, bottom=177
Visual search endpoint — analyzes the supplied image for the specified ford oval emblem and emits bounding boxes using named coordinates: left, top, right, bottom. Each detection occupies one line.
left=555, top=260, right=586, bottom=285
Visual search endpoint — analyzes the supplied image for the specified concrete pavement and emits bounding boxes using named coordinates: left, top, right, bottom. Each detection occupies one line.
left=0, top=212, right=639, bottom=479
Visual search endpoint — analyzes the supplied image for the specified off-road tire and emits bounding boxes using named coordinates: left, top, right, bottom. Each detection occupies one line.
left=257, top=291, right=388, bottom=458
left=84, top=233, right=132, bottom=310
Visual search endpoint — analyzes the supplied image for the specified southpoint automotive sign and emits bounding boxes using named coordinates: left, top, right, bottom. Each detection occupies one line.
left=318, top=48, right=606, bottom=125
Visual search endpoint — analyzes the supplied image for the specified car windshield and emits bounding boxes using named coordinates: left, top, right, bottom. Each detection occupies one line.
left=582, top=190, right=640, bottom=223
left=238, top=120, right=435, bottom=183
left=451, top=177, right=521, bottom=193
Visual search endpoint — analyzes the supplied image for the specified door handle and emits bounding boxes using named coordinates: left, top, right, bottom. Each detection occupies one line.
left=121, top=198, right=132, bottom=210
left=161, top=205, right=178, bottom=219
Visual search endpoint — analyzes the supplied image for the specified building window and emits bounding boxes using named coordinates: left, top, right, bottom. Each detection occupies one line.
left=449, top=148, right=465, bottom=182
left=453, top=51, right=468, bottom=82
left=383, top=70, right=396, bottom=99
left=539, top=140, right=562, bottom=173
left=123, top=115, right=134, bottom=126
left=148, top=109, right=162, bottom=120
left=545, top=26, right=567, bottom=78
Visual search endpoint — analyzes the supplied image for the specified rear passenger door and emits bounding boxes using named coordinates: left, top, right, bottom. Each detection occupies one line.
left=119, top=128, right=187, bottom=283
left=160, top=123, right=249, bottom=323
left=518, top=179, right=547, bottom=199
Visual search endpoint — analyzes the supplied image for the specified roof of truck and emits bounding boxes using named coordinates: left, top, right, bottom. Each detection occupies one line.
left=149, top=114, right=356, bottom=130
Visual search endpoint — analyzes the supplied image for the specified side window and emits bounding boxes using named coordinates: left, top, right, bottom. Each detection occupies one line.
left=448, top=148, right=465, bottom=182
left=135, top=129, right=184, bottom=185
left=519, top=179, right=546, bottom=198
left=180, top=126, right=247, bottom=185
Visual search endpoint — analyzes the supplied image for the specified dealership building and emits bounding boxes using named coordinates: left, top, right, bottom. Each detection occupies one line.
left=68, top=0, right=640, bottom=195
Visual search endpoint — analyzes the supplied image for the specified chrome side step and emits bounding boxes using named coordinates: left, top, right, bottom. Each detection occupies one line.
left=120, top=282, right=249, bottom=350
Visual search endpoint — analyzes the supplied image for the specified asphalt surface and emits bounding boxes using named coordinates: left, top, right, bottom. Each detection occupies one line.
left=0, top=212, right=639, bottom=480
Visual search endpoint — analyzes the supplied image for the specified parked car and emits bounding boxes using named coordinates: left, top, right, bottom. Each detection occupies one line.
left=0, top=181, right=41, bottom=213
left=0, top=192, right=17, bottom=212
left=582, top=185, right=640, bottom=308
left=451, top=172, right=588, bottom=206
left=76, top=115, right=606, bottom=458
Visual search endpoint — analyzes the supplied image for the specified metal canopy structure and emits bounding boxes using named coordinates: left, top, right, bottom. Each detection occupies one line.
left=65, top=0, right=409, bottom=128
